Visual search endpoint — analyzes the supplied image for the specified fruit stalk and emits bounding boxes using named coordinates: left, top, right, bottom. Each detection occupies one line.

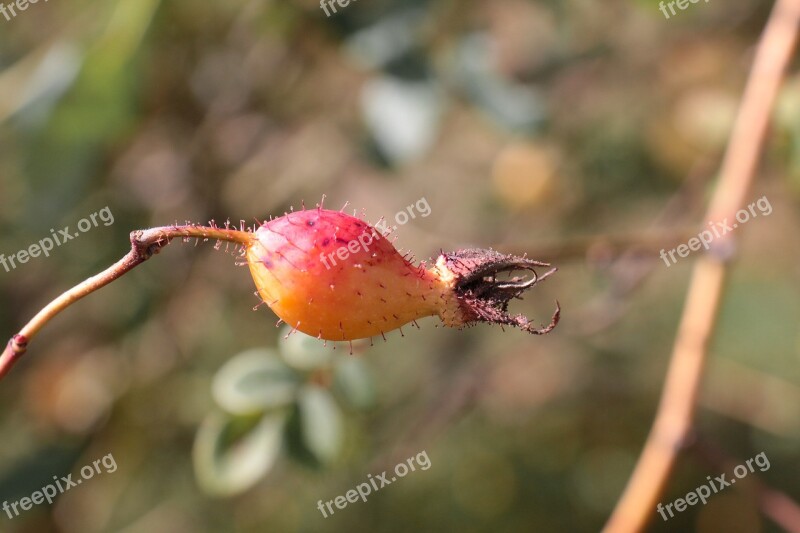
left=0, top=224, right=254, bottom=380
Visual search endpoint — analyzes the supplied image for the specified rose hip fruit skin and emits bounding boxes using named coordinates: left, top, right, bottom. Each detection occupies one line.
left=246, top=209, right=451, bottom=340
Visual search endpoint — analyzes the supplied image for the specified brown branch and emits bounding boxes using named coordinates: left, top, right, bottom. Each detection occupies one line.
left=603, top=0, right=800, bottom=531
left=0, top=225, right=253, bottom=381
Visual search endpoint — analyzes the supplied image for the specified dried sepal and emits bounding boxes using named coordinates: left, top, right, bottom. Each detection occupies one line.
left=435, top=249, right=560, bottom=335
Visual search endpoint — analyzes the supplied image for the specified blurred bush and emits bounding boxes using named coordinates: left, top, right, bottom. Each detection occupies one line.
left=0, top=0, right=797, bottom=532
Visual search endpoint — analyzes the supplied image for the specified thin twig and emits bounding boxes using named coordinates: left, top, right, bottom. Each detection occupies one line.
left=0, top=225, right=253, bottom=380
left=701, top=357, right=800, bottom=437
left=507, top=228, right=696, bottom=263
left=604, top=0, right=800, bottom=531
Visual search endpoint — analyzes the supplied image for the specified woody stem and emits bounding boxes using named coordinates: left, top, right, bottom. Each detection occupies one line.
left=0, top=224, right=253, bottom=381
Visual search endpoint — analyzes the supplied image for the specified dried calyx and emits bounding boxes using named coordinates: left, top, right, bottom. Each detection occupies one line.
left=436, top=249, right=560, bottom=335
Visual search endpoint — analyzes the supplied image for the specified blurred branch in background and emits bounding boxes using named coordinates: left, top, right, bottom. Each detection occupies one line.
left=369, top=335, right=488, bottom=473
left=509, top=156, right=713, bottom=336
left=604, top=0, right=800, bottom=531
left=702, top=357, right=800, bottom=438
left=690, top=437, right=800, bottom=533
left=509, top=228, right=696, bottom=264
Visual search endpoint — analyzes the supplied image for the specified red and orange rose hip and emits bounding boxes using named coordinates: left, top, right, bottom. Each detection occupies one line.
left=245, top=208, right=560, bottom=341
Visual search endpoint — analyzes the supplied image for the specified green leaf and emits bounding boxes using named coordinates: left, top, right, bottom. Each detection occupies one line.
left=278, top=326, right=333, bottom=371
left=212, top=349, right=299, bottom=415
left=193, top=411, right=286, bottom=497
left=296, top=385, right=343, bottom=466
left=333, top=358, right=376, bottom=410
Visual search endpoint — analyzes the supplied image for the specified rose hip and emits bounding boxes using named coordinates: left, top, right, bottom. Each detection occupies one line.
left=246, top=207, right=559, bottom=341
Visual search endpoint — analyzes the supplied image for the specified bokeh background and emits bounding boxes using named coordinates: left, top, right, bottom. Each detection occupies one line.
left=1, top=0, right=799, bottom=531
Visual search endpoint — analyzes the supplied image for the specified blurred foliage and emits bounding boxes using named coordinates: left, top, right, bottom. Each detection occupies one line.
left=194, top=328, right=373, bottom=496
left=0, top=0, right=798, bottom=532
